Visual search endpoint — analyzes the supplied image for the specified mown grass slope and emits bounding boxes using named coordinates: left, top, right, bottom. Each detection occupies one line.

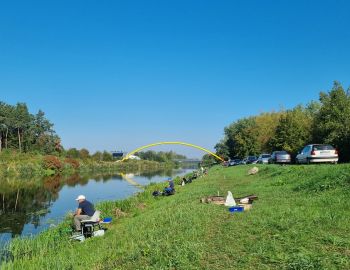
left=2, top=164, right=350, bottom=269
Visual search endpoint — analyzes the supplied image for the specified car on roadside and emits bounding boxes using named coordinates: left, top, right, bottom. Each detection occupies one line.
left=245, top=156, right=258, bottom=164
left=269, top=151, right=291, bottom=164
left=257, top=154, right=271, bottom=164
left=229, top=159, right=242, bottom=166
left=295, top=144, right=338, bottom=164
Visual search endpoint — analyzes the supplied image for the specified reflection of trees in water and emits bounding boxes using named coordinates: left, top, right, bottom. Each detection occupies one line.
left=138, top=169, right=173, bottom=179
left=99, top=174, right=123, bottom=181
left=0, top=174, right=69, bottom=237
left=0, top=172, right=123, bottom=237
left=118, top=168, right=193, bottom=180
left=66, top=174, right=83, bottom=186
left=0, top=168, right=183, bottom=237
left=0, top=183, right=56, bottom=237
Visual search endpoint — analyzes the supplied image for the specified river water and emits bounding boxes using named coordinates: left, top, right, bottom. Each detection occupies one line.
left=0, top=168, right=194, bottom=246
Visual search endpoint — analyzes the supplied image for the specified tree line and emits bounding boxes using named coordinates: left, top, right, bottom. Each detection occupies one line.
left=135, top=150, right=187, bottom=163
left=0, top=102, right=116, bottom=161
left=0, top=101, right=187, bottom=163
left=210, top=81, right=350, bottom=162
left=0, top=102, right=60, bottom=154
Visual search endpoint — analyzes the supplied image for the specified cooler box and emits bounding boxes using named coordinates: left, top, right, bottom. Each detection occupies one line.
left=229, top=206, right=244, bottom=213
left=102, top=217, right=112, bottom=223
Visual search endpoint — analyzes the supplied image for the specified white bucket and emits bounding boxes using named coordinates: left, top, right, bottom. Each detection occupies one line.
left=93, top=230, right=105, bottom=237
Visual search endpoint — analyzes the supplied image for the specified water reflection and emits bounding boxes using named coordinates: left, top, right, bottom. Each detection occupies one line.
left=0, top=168, right=194, bottom=244
left=1, top=183, right=53, bottom=237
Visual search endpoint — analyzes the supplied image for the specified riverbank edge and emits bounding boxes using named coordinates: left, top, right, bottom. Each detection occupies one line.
left=1, top=168, right=198, bottom=264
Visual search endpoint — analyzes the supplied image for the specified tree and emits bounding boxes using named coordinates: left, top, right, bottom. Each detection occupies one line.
left=0, top=101, right=60, bottom=154
left=201, top=153, right=218, bottom=166
left=254, top=112, right=283, bottom=153
left=66, top=148, right=80, bottom=159
left=92, top=151, right=103, bottom=161
left=35, top=134, right=61, bottom=154
left=30, top=110, right=58, bottom=153
left=224, top=117, right=260, bottom=158
left=102, top=151, right=113, bottom=161
left=269, top=106, right=313, bottom=156
left=0, top=102, right=13, bottom=150
left=79, top=148, right=90, bottom=160
left=214, top=140, right=230, bottom=160
left=135, top=150, right=186, bottom=162
left=13, top=103, right=31, bottom=152
left=313, top=81, right=350, bottom=162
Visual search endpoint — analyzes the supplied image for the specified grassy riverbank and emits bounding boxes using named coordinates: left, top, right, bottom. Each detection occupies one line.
left=2, top=164, right=350, bottom=269
left=0, top=151, right=174, bottom=179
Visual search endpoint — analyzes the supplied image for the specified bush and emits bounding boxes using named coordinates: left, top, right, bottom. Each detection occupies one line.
left=64, top=158, right=80, bottom=169
left=42, top=155, right=62, bottom=172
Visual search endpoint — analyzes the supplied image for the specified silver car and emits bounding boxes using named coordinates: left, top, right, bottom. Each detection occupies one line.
left=269, top=151, right=291, bottom=164
left=257, top=154, right=271, bottom=164
left=296, top=144, right=338, bottom=164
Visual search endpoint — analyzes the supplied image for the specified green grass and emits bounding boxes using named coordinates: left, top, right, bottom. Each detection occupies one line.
left=2, top=164, right=350, bottom=269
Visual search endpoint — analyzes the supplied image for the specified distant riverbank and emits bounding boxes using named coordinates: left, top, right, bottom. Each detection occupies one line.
left=0, top=151, right=175, bottom=179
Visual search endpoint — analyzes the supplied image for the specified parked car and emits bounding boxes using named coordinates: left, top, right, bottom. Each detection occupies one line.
left=245, top=156, right=258, bottom=164
left=269, top=151, right=291, bottom=164
left=296, top=144, right=338, bottom=164
left=257, top=154, right=271, bottom=164
left=229, top=159, right=242, bottom=166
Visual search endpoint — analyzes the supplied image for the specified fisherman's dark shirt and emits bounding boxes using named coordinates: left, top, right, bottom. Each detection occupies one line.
left=78, top=200, right=95, bottom=216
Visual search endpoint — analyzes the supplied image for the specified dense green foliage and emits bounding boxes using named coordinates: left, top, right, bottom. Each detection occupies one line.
left=313, top=82, right=350, bottom=162
left=214, top=82, right=350, bottom=162
left=0, top=102, right=60, bottom=154
left=65, top=148, right=114, bottom=162
left=0, top=151, right=174, bottom=179
left=2, top=164, right=349, bottom=269
left=135, top=150, right=187, bottom=163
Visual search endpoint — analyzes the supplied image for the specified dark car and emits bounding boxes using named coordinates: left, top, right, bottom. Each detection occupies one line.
left=269, top=151, right=291, bottom=164
left=229, top=159, right=242, bottom=166
left=245, top=156, right=258, bottom=164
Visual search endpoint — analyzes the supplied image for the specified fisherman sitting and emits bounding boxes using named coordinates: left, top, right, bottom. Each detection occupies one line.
left=163, top=178, right=175, bottom=196
left=73, top=195, right=95, bottom=232
left=183, top=176, right=192, bottom=184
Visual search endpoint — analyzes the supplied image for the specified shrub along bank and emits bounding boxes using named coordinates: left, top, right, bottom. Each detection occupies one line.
left=0, top=151, right=174, bottom=179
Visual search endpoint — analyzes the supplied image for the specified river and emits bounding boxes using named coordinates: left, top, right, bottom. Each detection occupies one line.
left=0, top=168, right=195, bottom=246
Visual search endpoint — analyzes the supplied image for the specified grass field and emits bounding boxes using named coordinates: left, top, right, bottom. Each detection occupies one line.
left=2, top=164, right=350, bottom=269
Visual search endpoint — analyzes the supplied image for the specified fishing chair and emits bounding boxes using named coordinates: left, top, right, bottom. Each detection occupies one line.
left=81, top=210, right=102, bottom=238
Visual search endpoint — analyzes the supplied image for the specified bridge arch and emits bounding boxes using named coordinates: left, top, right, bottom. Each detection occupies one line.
left=122, top=141, right=224, bottom=162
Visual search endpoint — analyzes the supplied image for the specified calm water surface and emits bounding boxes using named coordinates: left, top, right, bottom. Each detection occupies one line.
left=0, top=168, right=194, bottom=245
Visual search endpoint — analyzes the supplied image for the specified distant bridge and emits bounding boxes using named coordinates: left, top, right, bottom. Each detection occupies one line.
left=174, top=159, right=201, bottom=163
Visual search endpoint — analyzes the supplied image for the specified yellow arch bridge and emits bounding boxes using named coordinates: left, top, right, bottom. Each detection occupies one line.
left=121, top=141, right=224, bottom=162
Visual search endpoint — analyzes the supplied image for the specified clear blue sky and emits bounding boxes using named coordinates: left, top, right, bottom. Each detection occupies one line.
left=0, top=1, right=349, bottom=158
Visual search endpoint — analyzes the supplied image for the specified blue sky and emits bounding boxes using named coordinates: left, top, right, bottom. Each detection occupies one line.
left=0, top=1, right=349, bottom=158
